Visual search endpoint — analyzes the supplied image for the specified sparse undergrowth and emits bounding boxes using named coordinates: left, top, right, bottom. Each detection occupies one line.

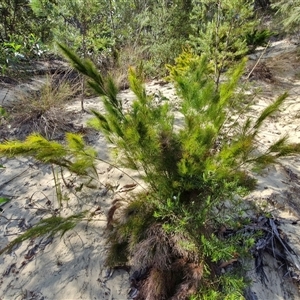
left=0, top=69, right=82, bottom=141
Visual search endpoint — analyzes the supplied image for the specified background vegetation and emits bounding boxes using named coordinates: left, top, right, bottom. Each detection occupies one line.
left=1, top=0, right=294, bottom=77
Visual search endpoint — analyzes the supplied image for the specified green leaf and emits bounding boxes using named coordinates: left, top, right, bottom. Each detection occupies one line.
left=0, top=197, right=10, bottom=205
left=0, top=106, right=7, bottom=117
left=253, top=93, right=288, bottom=133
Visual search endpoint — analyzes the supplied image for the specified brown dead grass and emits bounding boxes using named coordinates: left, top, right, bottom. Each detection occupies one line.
left=2, top=69, right=82, bottom=140
left=247, top=62, right=273, bottom=82
left=268, top=50, right=300, bottom=80
left=130, top=224, right=203, bottom=299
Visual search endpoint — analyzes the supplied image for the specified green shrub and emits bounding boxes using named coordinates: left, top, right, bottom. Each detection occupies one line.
left=189, top=0, right=257, bottom=86
left=0, top=42, right=299, bottom=298
left=246, top=29, right=274, bottom=52
left=51, top=45, right=299, bottom=298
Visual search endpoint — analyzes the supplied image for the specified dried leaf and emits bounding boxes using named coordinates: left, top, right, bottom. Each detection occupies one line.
left=119, top=183, right=137, bottom=192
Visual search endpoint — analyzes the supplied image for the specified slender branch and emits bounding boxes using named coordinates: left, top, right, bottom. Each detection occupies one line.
left=93, top=156, right=147, bottom=192
left=79, top=149, right=148, bottom=192
left=245, top=41, right=270, bottom=81
left=0, top=167, right=30, bottom=190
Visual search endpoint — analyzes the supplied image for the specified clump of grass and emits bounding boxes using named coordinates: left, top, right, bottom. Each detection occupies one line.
left=106, top=44, right=165, bottom=90
left=6, top=69, right=81, bottom=140
left=106, top=195, right=205, bottom=299
left=106, top=195, right=156, bottom=263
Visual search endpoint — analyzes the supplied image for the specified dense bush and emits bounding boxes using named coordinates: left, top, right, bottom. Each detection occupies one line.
left=0, top=1, right=52, bottom=73
left=2, top=0, right=274, bottom=77
left=2, top=43, right=298, bottom=298
left=62, top=46, right=300, bottom=298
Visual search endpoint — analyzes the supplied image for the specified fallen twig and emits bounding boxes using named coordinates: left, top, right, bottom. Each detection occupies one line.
left=245, top=41, right=270, bottom=81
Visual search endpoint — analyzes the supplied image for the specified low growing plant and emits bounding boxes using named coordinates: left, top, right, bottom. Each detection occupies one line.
left=4, top=70, right=81, bottom=140
left=246, top=29, right=274, bottom=53
left=57, top=46, right=300, bottom=298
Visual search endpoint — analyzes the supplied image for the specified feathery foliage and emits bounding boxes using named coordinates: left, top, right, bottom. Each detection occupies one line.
left=0, top=2, right=298, bottom=298
left=272, top=0, right=300, bottom=33
left=54, top=46, right=300, bottom=298
left=0, top=212, right=86, bottom=255
left=0, top=133, right=97, bottom=176
left=189, top=0, right=257, bottom=86
left=0, top=41, right=298, bottom=296
left=1, top=40, right=298, bottom=297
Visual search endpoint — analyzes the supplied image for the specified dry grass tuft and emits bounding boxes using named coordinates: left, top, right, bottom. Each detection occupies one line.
left=134, top=257, right=203, bottom=299
left=130, top=224, right=203, bottom=299
left=105, top=195, right=205, bottom=298
left=132, top=224, right=172, bottom=270
left=131, top=223, right=200, bottom=270
left=171, top=262, right=203, bottom=299
left=247, top=62, right=273, bottom=82
left=4, top=69, right=82, bottom=140
left=137, top=268, right=176, bottom=300
left=107, top=44, right=154, bottom=90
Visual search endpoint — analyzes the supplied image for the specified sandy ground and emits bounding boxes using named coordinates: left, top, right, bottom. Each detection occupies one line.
left=0, top=39, right=300, bottom=299
left=0, top=80, right=176, bottom=300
